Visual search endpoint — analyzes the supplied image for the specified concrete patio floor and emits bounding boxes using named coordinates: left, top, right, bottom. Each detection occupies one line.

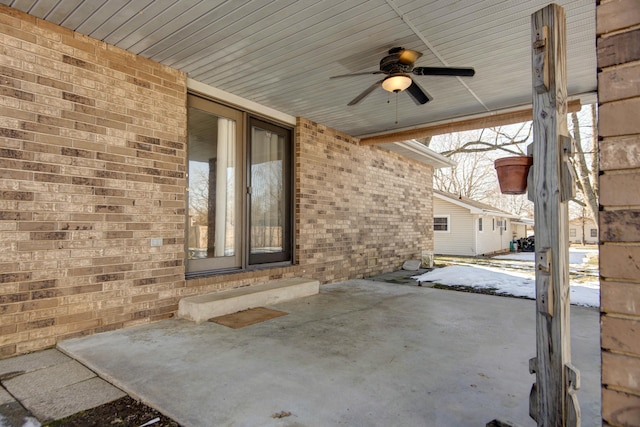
left=58, top=279, right=601, bottom=427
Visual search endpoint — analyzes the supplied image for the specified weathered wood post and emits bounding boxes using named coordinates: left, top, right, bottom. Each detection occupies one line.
left=488, top=5, right=580, bottom=427
left=529, top=4, right=580, bottom=426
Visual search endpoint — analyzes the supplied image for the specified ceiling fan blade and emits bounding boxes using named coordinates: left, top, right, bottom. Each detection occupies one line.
left=398, top=48, right=422, bottom=65
left=406, top=81, right=432, bottom=105
left=413, top=66, right=475, bottom=77
left=348, top=79, right=384, bottom=106
left=330, top=71, right=384, bottom=79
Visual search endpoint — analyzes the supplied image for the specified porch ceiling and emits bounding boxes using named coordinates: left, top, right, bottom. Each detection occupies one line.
left=1, top=0, right=596, bottom=138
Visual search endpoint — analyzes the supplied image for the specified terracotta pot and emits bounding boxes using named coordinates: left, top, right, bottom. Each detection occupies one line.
left=494, top=156, right=533, bottom=195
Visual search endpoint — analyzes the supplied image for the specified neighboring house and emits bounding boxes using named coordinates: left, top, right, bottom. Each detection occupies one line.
left=569, top=217, right=598, bottom=245
left=433, top=191, right=532, bottom=256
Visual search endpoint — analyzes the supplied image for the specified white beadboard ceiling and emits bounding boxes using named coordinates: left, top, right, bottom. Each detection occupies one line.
left=1, top=0, right=596, bottom=137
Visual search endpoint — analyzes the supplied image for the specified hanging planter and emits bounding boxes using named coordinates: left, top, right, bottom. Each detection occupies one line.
left=494, top=156, right=533, bottom=195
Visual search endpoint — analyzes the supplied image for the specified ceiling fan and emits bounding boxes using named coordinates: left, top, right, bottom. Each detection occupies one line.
left=331, top=47, right=475, bottom=106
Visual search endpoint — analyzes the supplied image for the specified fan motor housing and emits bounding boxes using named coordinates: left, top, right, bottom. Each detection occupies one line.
left=380, top=54, right=412, bottom=74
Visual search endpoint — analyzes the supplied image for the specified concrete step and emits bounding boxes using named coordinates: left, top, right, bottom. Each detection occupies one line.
left=178, top=277, right=320, bottom=323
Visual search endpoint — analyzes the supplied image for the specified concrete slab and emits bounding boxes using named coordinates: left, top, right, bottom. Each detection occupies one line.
left=0, top=348, right=70, bottom=377
left=0, top=349, right=126, bottom=425
left=368, top=268, right=429, bottom=284
left=178, top=277, right=319, bottom=323
left=402, top=259, right=422, bottom=270
left=3, top=360, right=95, bottom=401
left=60, top=280, right=601, bottom=427
left=22, top=377, right=126, bottom=422
left=0, top=387, right=14, bottom=406
left=0, top=376, right=39, bottom=427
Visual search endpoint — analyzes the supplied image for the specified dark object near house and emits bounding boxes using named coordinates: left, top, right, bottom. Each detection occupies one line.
left=517, top=236, right=535, bottom=252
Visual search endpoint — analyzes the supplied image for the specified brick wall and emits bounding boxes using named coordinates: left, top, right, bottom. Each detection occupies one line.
left=597, top=0, right=640, bottom=425
left=0, top=5, right=436, bottom=358
left=0, top=5, right=188, bottom=357
left=295, top=119, right=433, bottom=282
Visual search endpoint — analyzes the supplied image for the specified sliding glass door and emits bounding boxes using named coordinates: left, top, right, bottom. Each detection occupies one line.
left=186, top=96, right=293, bottom=275
left=186, top=95, right=243, bottom=272
left=248, top=118, right=292, bottom=265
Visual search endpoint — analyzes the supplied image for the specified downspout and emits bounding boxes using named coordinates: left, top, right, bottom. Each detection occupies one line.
left=474, top=215, right=479, bottom=256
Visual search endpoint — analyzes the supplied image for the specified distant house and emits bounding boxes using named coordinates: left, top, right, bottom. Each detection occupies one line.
left=569, top=217, right=598, bottom=245
left=433, top=190, right=533, bottom=256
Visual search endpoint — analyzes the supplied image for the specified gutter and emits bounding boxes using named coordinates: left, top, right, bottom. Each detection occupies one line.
left=379, top=139, right=456, bottom=169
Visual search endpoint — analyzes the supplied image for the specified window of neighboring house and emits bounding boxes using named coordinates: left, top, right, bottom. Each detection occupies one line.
left=492, top=218, right=495, bottom=231
left=434, top=216, right=449, bottom=232
left=478, top=217, right=483, bottom=232
left=590, top=229, right=598, bottom=238
left=186, top=95, right=293, bottom=276
left=570, top=229, right=577, bottom=237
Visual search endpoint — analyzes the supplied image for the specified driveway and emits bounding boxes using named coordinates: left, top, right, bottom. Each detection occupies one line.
left=59, top=279, right=600, bottom=427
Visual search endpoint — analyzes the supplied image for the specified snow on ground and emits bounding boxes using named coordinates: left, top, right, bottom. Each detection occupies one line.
left=493, top=247, right=595, bottom=265
left=413, top=249, right=599, bottom=307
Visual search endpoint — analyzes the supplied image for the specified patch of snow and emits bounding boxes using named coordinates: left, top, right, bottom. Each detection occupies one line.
left=494, top=248, right=597, bottom=265
left=413, top=263, right=599, bottom=307
left=0, top=415, right=41, bottom=427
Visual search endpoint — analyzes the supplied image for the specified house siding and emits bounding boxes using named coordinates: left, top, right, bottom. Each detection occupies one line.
left=434, top=195, right=522, bottom=256
left=511, top=223, right=529, bottom=241
left=0, top=6, right=435, bottom=357
left=476, top=215, right=512, bottom=256
left=597, top=0, right=640, bottom=424
left=433, top=198, right=475, bottom=256
left=569, top=218, right=598, bottom=245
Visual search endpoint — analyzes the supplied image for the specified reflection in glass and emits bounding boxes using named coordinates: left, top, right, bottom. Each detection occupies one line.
left=187, top=107, right=236, bottom=260
left=250, top=127, right=285, bottom=254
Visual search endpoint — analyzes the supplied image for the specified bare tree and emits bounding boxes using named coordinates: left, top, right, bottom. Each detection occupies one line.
left=569, top=104, right=599, bottom=227
left=433, top=145, right=495, bottom=199
left=431, top=124, right=534, bottom=216
left=431, top=104, right=598, bottom=223
left=188, top=165, right=210, bottom=225
left=439, top=123, right=531, bottom=157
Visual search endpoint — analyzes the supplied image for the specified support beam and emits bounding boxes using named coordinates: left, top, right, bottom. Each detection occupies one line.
left=529, top=4, right=580, bottom=426
left=359, top=100, right=581, bottom=145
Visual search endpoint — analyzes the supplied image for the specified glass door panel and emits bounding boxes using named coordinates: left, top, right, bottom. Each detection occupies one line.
left=249, top=118, right=291, bottom=264
left=187, top=96, right=243, bottom=273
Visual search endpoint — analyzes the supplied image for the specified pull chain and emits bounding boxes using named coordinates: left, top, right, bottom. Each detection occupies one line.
left=395, top=92, right=399, bottom=124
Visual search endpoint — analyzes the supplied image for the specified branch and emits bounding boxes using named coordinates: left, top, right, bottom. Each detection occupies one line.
left=442, top=140, right=524, bottom=157
left=570, top=111, right=599, bottom=225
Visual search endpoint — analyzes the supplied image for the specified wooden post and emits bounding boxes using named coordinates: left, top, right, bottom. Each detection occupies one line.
left=529, top=4, right=580, bottom=426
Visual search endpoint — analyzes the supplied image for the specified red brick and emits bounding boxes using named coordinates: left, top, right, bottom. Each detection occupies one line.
left=0, top=344, right=17, bottom=358
left=602, top=315, right=640, bottom=356
left=598, top=64, right=640, bottom=104
left=599, top=98, right=640, bottom=137
left=602, top=387, right=640, bottom=426
left=600, top=210, right=640, bottom=242
left=601, top=245, right=640, bottom=281
left=600, top=135, right=640, bottom=171
left=597, top=0, right=640, bottom=35
left=600, top=171, right=640, bottom=206
left=602, top=351, right=640, bottom=393
left=597, top=29, right=640, bottom=68
left=602, top=281, right=640, bottom=316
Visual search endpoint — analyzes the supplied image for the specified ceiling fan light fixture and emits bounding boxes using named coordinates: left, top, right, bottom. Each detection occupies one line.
left=382, top=75, right=412, bottom=93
